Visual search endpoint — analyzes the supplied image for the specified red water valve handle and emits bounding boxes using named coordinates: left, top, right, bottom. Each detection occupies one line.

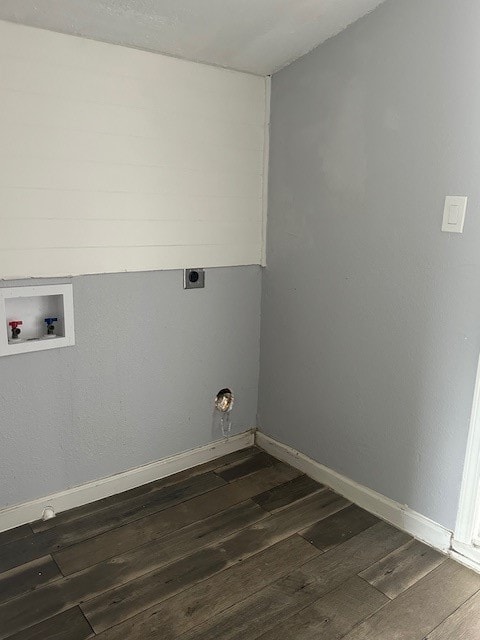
left=9, top=321, right=23, bottom=329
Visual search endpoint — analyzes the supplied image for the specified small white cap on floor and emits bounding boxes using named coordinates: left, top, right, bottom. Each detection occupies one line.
left=41, top=506, right=56, bottom=521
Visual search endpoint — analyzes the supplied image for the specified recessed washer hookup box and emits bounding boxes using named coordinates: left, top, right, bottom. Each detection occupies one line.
left=0, top=284, right=75, bottom=357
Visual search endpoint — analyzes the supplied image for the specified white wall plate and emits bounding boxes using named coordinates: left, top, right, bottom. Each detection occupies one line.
left=442, top=196, right=468, bottom=234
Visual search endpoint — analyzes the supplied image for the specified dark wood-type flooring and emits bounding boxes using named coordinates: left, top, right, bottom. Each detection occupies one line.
left=1, top=447, right=479, bottom=639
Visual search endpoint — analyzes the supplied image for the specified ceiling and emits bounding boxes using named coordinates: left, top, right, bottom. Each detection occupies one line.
left=0, top=0, right=385, bottom=75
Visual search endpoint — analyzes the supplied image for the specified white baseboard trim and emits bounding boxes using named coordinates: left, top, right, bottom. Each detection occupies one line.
left=0, top=430, right=255, bottom=534
left=256, top=432, right=453, bottom=554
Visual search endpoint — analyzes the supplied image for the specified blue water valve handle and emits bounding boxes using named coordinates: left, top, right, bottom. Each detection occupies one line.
left=44, top=317, right=58, bottom=336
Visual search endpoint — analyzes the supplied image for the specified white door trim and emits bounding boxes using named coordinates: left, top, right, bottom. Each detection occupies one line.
left=454, top=353, right=480, bottom=547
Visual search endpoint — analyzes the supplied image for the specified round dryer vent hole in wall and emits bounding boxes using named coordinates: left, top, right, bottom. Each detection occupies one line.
left=215, top=388, right=234, bottom=413
left=213, top=388, right=234, bottom=439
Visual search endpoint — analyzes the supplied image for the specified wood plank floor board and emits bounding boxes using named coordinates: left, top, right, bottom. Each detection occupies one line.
left=215, top=451, right=277, bottom=482
left=0, top=500, right=267, bottom=639
left=281, top=521, right=410, bottom=613
left=359, top=538, right=446, bottom=599
left=54, top=461, right=300, bottom=575
left=186, top=575, right=388, bottom=640
left=2, top=449, right=480, bottom=640
left=82, top=490, right=350, bottom=633
left=300, top=503, right=380, bottom=552
left=0, top=525, right=33, bottom=547
left=175, top=523, right=409, bottom=640
left=424, top=590, right=480, bottom=639
left=93, top=535, right=320, bottom=640
left=0, top=471, right=225, bottom=573
left=0, top=529, right=60, bottom=577
left=0, top=555, right=62, bottom=604
left=175, top=567, right=323, bottom=640
left=31, top=447, right=258, bottom=534
left=44, top=470, right=227, bottom=548
left=6, top=607, right=93, bottom=640
left=219, top=460, right=301, bottom=497
left=342, top=560, right=480, bottom=640
left=252, top=474, right=322, bottom=512
left=83, top=545, right=232, bottom=634
left=256, top=576, right=388, bottom=640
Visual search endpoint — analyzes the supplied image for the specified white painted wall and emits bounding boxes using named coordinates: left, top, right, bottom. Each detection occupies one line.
left=0, top=21, right=267, bottom=279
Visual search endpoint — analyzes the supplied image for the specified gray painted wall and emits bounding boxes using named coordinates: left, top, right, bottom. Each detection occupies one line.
left=0, top=266, right=261, bottom=509
left=259, top=0, right=480, bottom=530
